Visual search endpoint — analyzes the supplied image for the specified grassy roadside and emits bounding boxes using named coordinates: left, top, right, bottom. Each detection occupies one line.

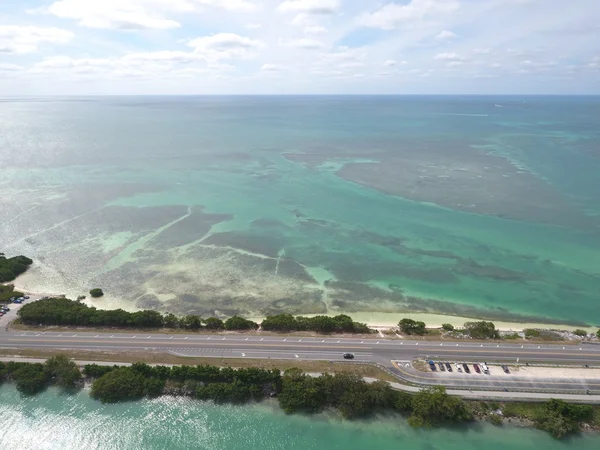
left=0, top=348, right=400, bottom=382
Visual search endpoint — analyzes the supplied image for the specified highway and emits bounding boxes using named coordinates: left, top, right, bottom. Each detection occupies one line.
left=2, top=301, right=600, bottom=394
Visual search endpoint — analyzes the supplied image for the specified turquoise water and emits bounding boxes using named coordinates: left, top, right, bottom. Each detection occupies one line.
left=0, top=96, right=599, bottom=324
left=0, top=385, right=599, bottom=450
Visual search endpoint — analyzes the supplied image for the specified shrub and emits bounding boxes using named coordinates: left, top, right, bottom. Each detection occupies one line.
left=204, top=317, right=225, bottom=330
left=524, top=329, right=541, bottom=339
left=464, top=321, right=499, bottom=339
left=90, top=367, right=147, bottom=403
left=89, top=288, right=104, bottom=298
left=441, top=323, right=454, bottom=331
left=225, top=316, right=258, bottom=330
left=398, top=319, right=426, bottom=335
left=409, top=386, right=473, bottom=427
left=573, top=329, right=587, bottom=337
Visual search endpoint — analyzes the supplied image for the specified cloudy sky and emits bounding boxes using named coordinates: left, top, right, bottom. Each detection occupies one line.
left=1, top=0, right=599, bottom=94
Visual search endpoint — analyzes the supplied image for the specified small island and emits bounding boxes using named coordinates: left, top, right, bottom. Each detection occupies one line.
left=89, top=288, right=104, bottom=298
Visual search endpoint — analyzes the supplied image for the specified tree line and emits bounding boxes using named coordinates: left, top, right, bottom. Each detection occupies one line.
left=17, top=298, right=370, bottom=334
left=0, top=355, right=81, bottom=395
left=1, top=356, right=596, bottom=438
left=0, top=253, right=33, bottom=283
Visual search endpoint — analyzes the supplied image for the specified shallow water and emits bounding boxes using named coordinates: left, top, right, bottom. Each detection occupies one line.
left=0, top=385, right=599, bottom=450
left=0, top=96, right=599, bottom=324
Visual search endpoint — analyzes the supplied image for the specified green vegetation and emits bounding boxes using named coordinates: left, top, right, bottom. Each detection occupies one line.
left=0, top=355, right=82, bottom=395
left=534, top=399, right=594, bottom=439
left=441, top=323, right=454, bottom=331
left=524, top=329, right=540, bottom=339
left=499, top=400, right=597, bottom=439
left=398, top=318, right=426, bottom=335
left=0, top=253, right=33, bottom=283
left=597, top=329, right=600, bottom=339
left=573, top=329, right=587, bottom=337
left=464, top=321, right=499, bottom=339
left=18, top=298, right=370, bottom=334
left=88, top=362, right=280, bottom=404
left=0, top=284, right=23, bottom=304
left=503, top=332, right=521, bottom=340
left=204, top=317, right=225, bottom=330
left=408, top=386, right=473, bottom=427
left=278, top=371, right=471, bottom=425
left=261, top=314, right=370, bottom=333
left=224, top=316, right=258, bottom=330
left=4, top=357, right=598, bottom=439
left=89, top=288, right=104, bottom=298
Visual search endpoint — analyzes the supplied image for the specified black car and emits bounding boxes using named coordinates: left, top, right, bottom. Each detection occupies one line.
left=343, top=353, right=354, bottom=359
left=501, top=365, right=510, bottom=374
left=438, top=362, right=446, bottom=372
left=462, top=363, right=471, bottom=374
left=445, top=362, right=452, bottom=372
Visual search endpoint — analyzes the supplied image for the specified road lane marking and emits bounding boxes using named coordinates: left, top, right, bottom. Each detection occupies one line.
left=295, top=354, right=299, bottom=358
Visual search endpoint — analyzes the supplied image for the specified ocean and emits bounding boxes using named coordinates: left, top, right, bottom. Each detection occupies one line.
left=0, top=385, right=599, bottom=450
left=0, top=96, right=599, bottom=325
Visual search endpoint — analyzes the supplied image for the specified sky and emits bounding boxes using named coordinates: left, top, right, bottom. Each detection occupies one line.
left=0, top=0, right=599, bottom=95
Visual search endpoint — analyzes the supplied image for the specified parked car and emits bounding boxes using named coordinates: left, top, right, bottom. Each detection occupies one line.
left=1, top=307, right=9, bottom=312
left=343, top=353, right=354, bottom=359
left=428, top=360, right=437, bottom=371
left=462, top=363, right=471, bottom=374
left=438, top=362, right=445, bottom=372
left=501, top=365, right=510, bottom=374
left=455, top=363, right=463, bottom=373
left=480, top=362, right=490, bottom=374
left=24, top=296, right=30, bottom=300
left=445, top=362, right=452, bottom=372
left=473, top=364, right=481, bottom=374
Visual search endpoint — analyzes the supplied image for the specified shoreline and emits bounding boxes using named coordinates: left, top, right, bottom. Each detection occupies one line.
left=8, top=283, right=598, bottom=333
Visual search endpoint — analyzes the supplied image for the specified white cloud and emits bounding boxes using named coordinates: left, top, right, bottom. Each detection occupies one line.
left=189, top=33, right=262, bottom=60
left=245, top=23, right=262, bottom=30
left=277, top=0, right=340, bottom=15
left=434, top=52, right=465, bottom=61
left=304, top=25, right=328, bottom=35
left=43, top=0, right=256, bottom=30
left=30, top=50, right=233, bottom=79
left=383, top=59, right=397, bottom=67
left=281, top=38, right=324, bottom=49
left=0, top=63, right=25, bottom=71
left=435, top=30, right=457, bottom=40
left=360, top=0, right=460, bottom=30
left=0, top=25, right=73, bottom=54
left=261, top=63, right=286, bottom=71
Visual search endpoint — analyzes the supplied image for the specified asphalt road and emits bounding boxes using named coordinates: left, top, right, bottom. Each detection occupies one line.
left=2, top=299, right=600, bottom=394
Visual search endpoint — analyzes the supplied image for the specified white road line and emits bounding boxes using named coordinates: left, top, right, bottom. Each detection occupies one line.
left=95, top=335, right=99, bottom=338
left=184, top=337, right=188, bottom=340
left=294, top=354, right=299, bottom=358
left=245, top=338, right=249, bottom=341
left=169, top=336, right=173, bottom=339
left=415, top=343, right=418, bottom=345
left=283, top=339, right=286, bottom=342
